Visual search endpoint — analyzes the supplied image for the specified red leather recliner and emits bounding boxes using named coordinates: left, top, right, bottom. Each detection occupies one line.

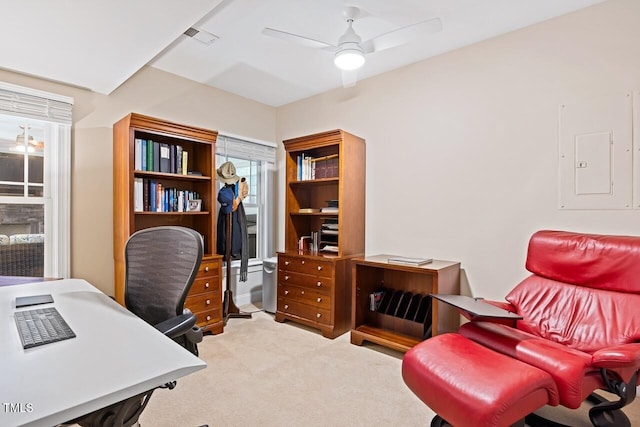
left=402, top=230, right=640, bottom=427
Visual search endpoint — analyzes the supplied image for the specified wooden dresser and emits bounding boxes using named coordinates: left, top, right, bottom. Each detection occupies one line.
left=185, top=254, right=223, bottom=335
left=276, top=253, right=350, bottom=338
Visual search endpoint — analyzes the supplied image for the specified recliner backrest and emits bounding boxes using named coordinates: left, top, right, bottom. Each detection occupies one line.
left=124, top=226, right=203, bottom=326
left=505, top=230, right=640, bottom=353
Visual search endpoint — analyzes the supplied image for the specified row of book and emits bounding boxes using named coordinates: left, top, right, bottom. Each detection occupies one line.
left=134, top=178, right=201, bottom=213
left=296, top=153, right=339, bottom=181
left=134, top=138, right=189, bottom=175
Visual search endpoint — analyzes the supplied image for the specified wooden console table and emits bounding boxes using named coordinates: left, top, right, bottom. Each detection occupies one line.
left=350, top=255, right=460, bottom=353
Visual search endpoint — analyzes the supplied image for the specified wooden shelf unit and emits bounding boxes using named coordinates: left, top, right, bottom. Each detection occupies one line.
left=113, top=113, right=224, bottom=334
left=351, top=255, right=461, bottom=352
left=276, top=129, right=365, bottom=338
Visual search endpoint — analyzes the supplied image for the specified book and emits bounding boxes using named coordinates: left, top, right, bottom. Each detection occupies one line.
left=134, top=139, right=142, bottom=170
left=159, top=143, right=170, bottom=173
left=320, top=207, right=338, bottom=213
left=387, top=256, right=433, bottom=266
left=153, top=142, right=160, bottom=172
left=133, top=177, right=143, bottom=212
left=298, top=208, right=320, bottom=213
left=141, top=139, right=147, bottom=171
left=182, top=150, right=188, bottom=175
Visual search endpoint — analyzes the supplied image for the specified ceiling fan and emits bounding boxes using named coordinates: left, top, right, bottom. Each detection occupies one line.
left=262, top=6, right=442, bottom=87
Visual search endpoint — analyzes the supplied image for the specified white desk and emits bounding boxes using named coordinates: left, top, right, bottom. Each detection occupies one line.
left=0, top=278, right=206, bottom=427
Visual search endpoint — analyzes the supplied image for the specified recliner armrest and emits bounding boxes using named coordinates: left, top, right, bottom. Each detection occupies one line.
left=592, top=343, right=640, bottom=369
left=154, top=313, right=197, bottom=339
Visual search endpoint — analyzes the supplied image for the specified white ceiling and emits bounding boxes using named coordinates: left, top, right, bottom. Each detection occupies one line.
left=1, top=0, right=605, bottom=107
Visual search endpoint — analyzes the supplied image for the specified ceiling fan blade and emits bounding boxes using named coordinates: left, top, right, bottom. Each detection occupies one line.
left=341, top=69, right=358, bottom=88
left=363, top=17, right=442, bottom=54
left=261, top=27, right=334, bottom=50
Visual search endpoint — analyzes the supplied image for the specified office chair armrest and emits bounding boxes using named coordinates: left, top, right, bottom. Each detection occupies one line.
left=154, top=313, right=197, bottom=339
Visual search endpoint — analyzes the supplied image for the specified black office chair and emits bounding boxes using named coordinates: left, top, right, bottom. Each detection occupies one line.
left=124, top=225, right=204, bottom=357
left=67, top=226, right=205, bottom=427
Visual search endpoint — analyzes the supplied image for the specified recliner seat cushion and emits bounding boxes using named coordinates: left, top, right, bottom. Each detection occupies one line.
left=460, top=321, right=598, bottom=408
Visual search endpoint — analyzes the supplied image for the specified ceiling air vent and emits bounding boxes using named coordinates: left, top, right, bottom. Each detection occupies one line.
left=183, top=27, right=219, bottom=45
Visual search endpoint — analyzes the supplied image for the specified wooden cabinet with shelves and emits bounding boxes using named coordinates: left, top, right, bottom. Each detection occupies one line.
left=276, top=129, right=365, bottom=338
left=351, top=255, right=461, bottom=352
left=113, top=113, right=224, bottom=334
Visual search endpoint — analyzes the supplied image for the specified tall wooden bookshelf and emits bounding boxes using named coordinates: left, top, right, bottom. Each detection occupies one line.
left=276, top=129, right=365, bottom=338
left=113, top=113, right=224, bottom=334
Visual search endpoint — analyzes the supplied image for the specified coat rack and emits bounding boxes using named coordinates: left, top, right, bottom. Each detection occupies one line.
left=223, top=210, right=252, bottom=323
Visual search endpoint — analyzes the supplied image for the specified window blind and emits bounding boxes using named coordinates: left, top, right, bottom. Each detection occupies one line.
left=217, top=135, right=276, bottom=163
left=0, top=82, right=73, bottom=125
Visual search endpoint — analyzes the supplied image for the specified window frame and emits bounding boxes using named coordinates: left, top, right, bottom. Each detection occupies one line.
left=216, top=133, right=276, bottom=263
left=0, top=82, right=72, bottom=278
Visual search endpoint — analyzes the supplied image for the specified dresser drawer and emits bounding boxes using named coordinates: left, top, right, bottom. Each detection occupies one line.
left=278, top=298, right=331, bottom=325
left=198, top=258, right=220, bottom=278
left=190, top=275, right=220, bottom=295
left=185, top=292, right=220, bottom=312
left=278, top=255, right=333, bottom=278
left=278, top=283, right=331, bottom=310
left=193, top=308, right=222, bottom=326
left=278, top=270, right=333, bottom=292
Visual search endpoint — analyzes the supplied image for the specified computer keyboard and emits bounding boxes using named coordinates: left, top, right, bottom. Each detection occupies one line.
left=14, top=307, right=76, bottom=349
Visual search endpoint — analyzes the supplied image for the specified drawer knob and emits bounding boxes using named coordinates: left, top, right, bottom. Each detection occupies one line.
left=206, top=315, right=211, bottom=321
left=317, top=297, right=322, bottom=303
left=284, top=304, right=289, bottom=310
left=284, top=290, right=289, bottom=295
left=285, top=261, right=290, bottom=266
left=205, top=282, right=210, bottom=288
left=317, top=266, right=322, bottom=271
left=316, top=313, right=322, bottom=318
left=301, top=260, right=305, bottom=265
left=206, top=299, right=211, bottom=305
left=285, top=275, right=290, bottom=281
left=301, top=290, right=305, bottom=295
left=205, top=266, right=209, bottom=272
left=316, top=281, right=321, bottom=287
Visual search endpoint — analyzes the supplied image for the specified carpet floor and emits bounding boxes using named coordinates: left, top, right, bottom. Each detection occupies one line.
left=139, top=305, right=640, bottom=427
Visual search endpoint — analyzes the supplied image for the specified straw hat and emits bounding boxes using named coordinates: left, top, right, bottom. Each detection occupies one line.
left=216, top=161, right=240, bottom=184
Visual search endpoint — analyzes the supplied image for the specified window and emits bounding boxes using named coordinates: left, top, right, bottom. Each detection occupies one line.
left=216, top=134, right=276, bottom=261
left=0, top=82, right=72, bottom=277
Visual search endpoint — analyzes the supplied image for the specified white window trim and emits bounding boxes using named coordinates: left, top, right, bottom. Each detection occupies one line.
left=0, top=82, right=72, bottom=277
left=216, top=132, right=276, bottom=261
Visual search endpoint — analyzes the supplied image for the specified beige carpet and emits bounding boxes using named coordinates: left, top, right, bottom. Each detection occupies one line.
left=139, top=305, right=640, bottom=427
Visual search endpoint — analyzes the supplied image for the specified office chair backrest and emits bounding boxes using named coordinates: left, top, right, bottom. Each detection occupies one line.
left=124, top=226, right=203, bottom=326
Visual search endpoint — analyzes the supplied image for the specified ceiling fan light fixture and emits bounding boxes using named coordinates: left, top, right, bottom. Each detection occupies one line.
left=334, top=45, right=365, bottom=71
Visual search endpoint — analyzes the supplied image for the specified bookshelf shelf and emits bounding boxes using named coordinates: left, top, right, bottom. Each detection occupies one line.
left=113, top=113, right=224, bottom=335
left=133, top=211, right=210, bottom=216
left=276, top=129, right=365, bottom=339
left=133, top=171, right=211, bottom=181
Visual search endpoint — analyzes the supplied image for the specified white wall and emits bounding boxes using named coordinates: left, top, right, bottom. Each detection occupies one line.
left=275, top=0, right=640, bottom=300
left=0, top=66, right=277, bottom=296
